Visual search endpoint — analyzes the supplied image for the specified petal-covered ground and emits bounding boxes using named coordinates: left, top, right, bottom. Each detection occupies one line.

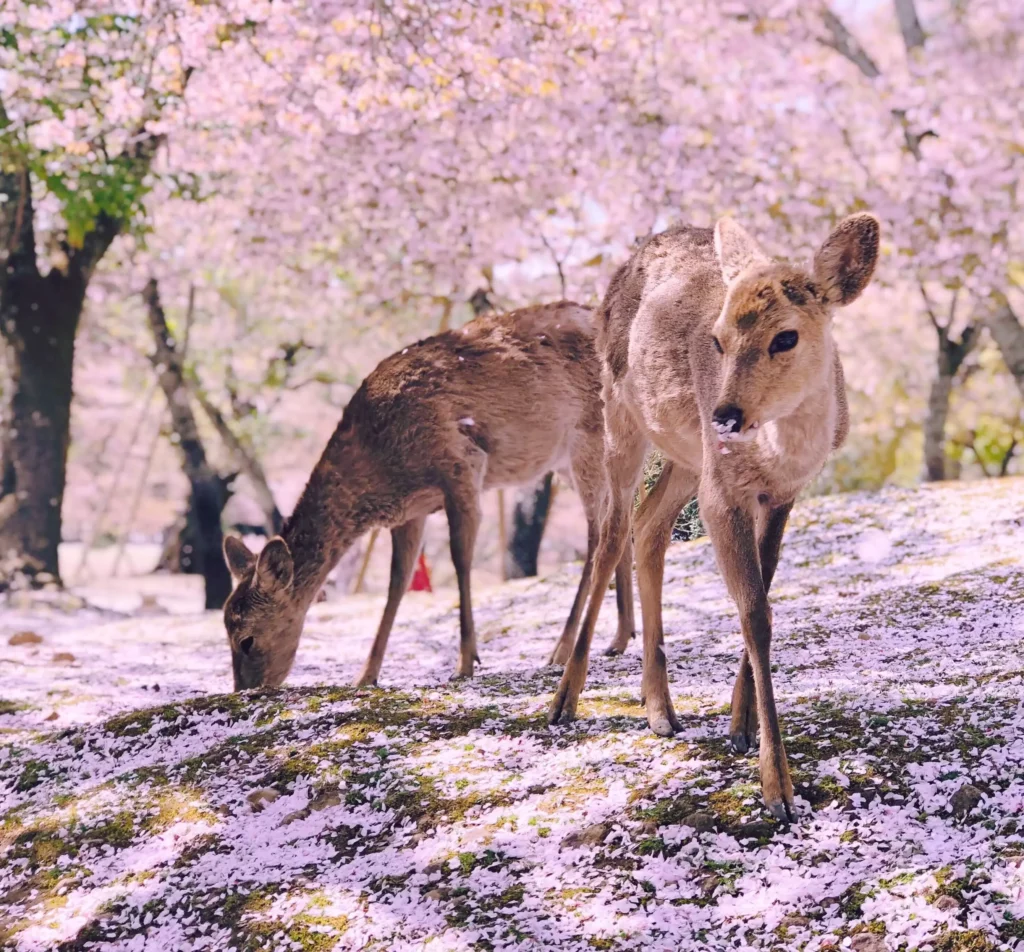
left=3, top=480, right=1024, bottom=951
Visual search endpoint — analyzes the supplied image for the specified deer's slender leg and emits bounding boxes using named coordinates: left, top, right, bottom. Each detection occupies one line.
left=353, top=517, right=428, bottom=688
left=729, top=501, right=793, bottom=754
left=548, top=515, right=597, bottom=666
left=632, top=461, right=699, bottom=736
left=604, top=533, right=637, bottom=656
left=445, top=485, right=483, bottom=679
left=548, top=401, right=647, bottom=724
left=703, top=494, right=793, bottom=821
left=550, top=451, right=624, bottom=666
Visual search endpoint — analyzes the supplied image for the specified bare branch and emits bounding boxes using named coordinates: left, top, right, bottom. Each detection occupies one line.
left=819, top=8, right=881, bottom=78
left=181, top=283, right=196, bottom=359
left=191, top=385, right=283, bottom=535
left=539, top=232, right=567, bottom=298
left=894, top=0, right=926, bottom=53
left=143, top=277, right=212, bottom=480
left=819, top=5, right=923, bottom=158
left=918, top=280, right=945, bottom=337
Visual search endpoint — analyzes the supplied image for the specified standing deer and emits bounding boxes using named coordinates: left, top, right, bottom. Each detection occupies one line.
left=221, top=302, right=637, bottom=691
left=546, top=214, right=880, bottom=821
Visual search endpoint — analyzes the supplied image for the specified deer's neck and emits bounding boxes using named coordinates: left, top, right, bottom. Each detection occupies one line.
left=281, top=431, right=377, bottom=608
left=759, top=350, right=838, bottom=484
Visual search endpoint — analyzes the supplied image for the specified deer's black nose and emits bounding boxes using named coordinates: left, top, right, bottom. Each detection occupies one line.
left=712, top=404, right=745, bottom=434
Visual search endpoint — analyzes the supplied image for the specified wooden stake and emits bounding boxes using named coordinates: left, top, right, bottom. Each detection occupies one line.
left=497, top=489, right=507, bottom=581
left=353, top=528, right=380, bottom=594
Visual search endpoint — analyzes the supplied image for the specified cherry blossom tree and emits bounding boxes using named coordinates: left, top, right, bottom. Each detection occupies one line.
left=4, top=0, right=1021, bottom=590
left=0, top=1, right=217, bottom=586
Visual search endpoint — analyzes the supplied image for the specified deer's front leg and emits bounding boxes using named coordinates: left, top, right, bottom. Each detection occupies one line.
left=729, top=502, right=792, bottom=753
left=355, top=517, right=427, bottom=688
left=633, top=460, right=698, bottom=736
left=704, top=498, right=794, bottom=822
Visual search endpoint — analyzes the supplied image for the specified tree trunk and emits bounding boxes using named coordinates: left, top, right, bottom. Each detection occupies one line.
left=144, top=278, right=232, bottom=609
left=922, top=320, right=977, bottom=483
left=923, top=349, right=953, bottom=482
left=504, top=473, right=554, bottom=579
left=986, top=303, right=1024, bottom=400
left=0, top=273, right=80, bottom=586
left=1, top=133, right=157, bottom=589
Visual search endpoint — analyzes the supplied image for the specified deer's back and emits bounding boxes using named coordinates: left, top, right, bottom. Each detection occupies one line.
left=600, top=225, right=722, bottom=382
left=343, top=302, right=603, bottom=484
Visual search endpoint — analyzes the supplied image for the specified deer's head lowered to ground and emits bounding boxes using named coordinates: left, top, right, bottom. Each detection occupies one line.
left=222, top=535, right=302, bottom=690
left=709, top=213, right=880, bottom=448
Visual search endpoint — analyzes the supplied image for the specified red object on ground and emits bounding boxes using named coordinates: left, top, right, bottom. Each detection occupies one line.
left=410, top=551, right=432, bottom=592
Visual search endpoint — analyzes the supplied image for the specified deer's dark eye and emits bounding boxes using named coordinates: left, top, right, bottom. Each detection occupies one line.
left=769, top=330, right=798, bottom=355
left=712, top=336, right=724, bottom=355
left=240, top=636, right=255, bottom=655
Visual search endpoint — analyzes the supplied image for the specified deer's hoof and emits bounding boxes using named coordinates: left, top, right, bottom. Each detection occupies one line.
left=353, top=674, right=379, bottom=689
left=765, top=796, right=796, bottom=824
left=730, top=731, right=755, bottom=755
left=548, top=645, right=570, bottom=666
left=649, top=715, right=678, bottom=737
left=547, top=687, right=578, bottom=726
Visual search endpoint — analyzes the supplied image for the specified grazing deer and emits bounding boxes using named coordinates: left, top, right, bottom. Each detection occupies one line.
left=546, top=214, right=880, bottom=821
left=221, top=302, right=637, bottom=691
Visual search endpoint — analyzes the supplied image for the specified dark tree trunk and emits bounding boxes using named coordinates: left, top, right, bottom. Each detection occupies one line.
left=923, top=349, right=954, bottom=482
left=144, top=278, right=232, bottom=609
left=504, top=473, right=554, bottom=579
left=0, top=272, right=80, bottom=585
left=190, top=477, right=233, bottom=608
left=986, top=302, right=1024, bottom=401
left=0, top=130, right=160, bottom=590
left=923, top=321, right=977, bottom=483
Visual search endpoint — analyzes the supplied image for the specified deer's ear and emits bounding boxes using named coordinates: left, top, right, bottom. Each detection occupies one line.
left=714, top=217, right=769, bottom=286
left=813, top=213, right=881, bottom=306
left=223, top=535, right=256, bottom=580
left=255, top=537, right=294, bottom=593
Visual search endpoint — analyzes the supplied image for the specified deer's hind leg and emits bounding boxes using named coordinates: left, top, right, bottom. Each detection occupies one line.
left=354, top=516, right=428, bottom=688
left=729, top=501, right=792, bottom=754
left=633, top=460, right=699, bottom=736
left=549, top=449, right=636, bottom=666
left=548, top=508, right=597, bottom=666
left=604, top=532, right=637, bottom=656
left=548, top=398, right=647, bottom=725
left=442, top=447, right=487, bottom=679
